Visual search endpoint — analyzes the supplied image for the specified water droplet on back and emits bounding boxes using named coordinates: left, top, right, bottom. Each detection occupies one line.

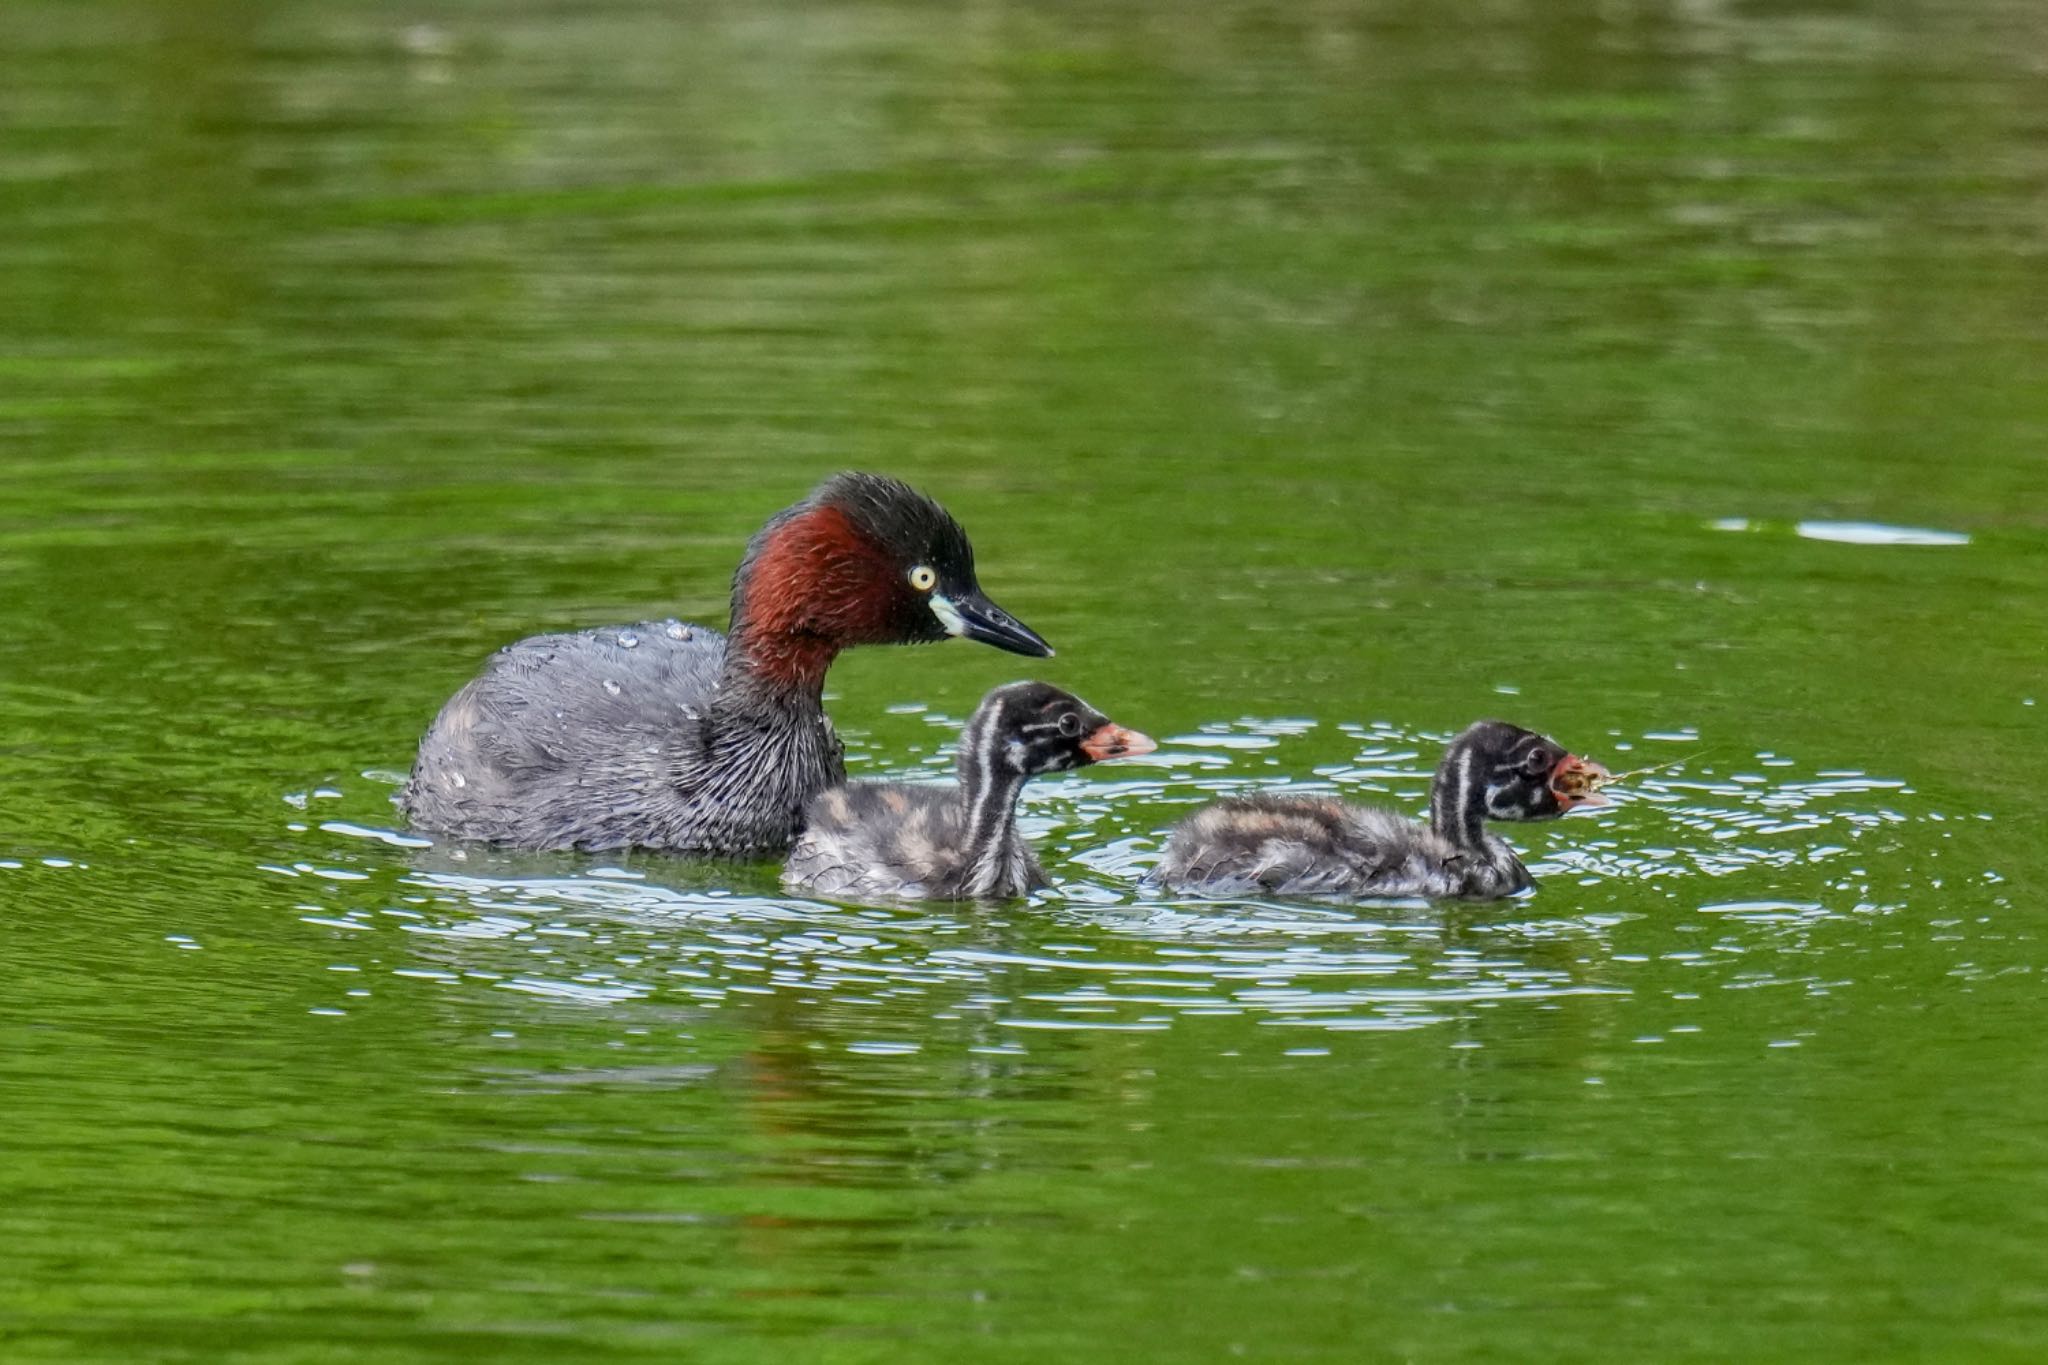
left=603, top=679, right=622, bottom=696
left=618, top=631, right=639, bottom=648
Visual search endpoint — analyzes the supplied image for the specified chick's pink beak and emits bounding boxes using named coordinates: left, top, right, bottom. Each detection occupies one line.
left=1550, top=753, right=1612, bottom=809
left=1080, top=723, right=1156, bottom=763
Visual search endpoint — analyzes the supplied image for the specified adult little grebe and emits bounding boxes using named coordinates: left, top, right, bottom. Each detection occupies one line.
left=400, top=473, right=1052, bottom=855
left=1153, top=721, right=1607, bottom=899
left=784, top=681, right=1154, bottom=900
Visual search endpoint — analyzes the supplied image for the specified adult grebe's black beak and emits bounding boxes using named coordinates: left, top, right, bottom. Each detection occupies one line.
left=936, top=590, right=1054, bottom=658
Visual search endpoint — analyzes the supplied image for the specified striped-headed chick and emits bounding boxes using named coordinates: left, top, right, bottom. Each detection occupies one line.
left=785, top=682, right=1154, bottom=901
left=1153, top=721, right=1607, bottom=900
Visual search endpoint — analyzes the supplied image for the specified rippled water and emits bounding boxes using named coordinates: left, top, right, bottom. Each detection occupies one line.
left=282, top=725, right=1954, bottom=1046
left=7, top=0, right=2048, bottom=1359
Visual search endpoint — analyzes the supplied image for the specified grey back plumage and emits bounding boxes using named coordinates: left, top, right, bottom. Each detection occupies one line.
left=398, top=620, right=843, bottom=854
left=784, top=681, right=1125, bottom=902
left=782, top=779, right=1044, bottom=901
left=1153, top=793, right=1532, bottom=899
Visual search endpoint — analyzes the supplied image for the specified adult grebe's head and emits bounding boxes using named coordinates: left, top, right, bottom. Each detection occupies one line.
left=729, top=473, right=1052, bottom=687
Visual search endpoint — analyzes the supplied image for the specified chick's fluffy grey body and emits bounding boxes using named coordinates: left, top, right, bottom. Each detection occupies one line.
left=400, top=621, right=842, bottom=855
left=786, top=781, right=1046, bottom=900
left=784, top=680, right=1146, bottom=901
left=1155, top=794, right=1530, bottom=900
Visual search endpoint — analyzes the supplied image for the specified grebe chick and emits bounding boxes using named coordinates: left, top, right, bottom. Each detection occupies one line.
left=1153, top=721, right=1607, bottom=900
left=784, top=682, right=1154, bottom=901
left=400, top=473, right=1053, bottom=855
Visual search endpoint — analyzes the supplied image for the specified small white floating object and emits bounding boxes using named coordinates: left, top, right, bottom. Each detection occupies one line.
left=1795, top=521, right=1969, bottom=547
left=1708, top=517, right=1968, bottom=547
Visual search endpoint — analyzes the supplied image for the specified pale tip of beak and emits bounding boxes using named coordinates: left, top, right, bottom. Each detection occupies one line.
left=1080, top=724, right=1155, bottom=762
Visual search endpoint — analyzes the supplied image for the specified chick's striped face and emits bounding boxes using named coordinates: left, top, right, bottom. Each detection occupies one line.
left=999, top=692, right=1103, bottom=775
left=1470, top=724, right=1607, bottom=821
left=969, top=683, right=1156, bottom=778
left=1484, top=731, right=1567, bottom=820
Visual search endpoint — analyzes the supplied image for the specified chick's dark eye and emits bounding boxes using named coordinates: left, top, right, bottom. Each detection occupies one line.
left=1057, top=712, right=1084, bottom=738
left=1524, top=748, right=1552, bottom=774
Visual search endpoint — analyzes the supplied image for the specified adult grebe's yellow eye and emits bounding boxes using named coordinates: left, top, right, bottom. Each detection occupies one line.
left=908, top=565, right=937, bottom=592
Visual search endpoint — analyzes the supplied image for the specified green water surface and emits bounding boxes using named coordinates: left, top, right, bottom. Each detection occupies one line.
left=4, top=0, right=2047, bottom=1360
